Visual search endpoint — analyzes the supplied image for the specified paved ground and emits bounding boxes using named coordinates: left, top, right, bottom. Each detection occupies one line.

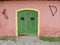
left=0, top=36, right=60, bottom=45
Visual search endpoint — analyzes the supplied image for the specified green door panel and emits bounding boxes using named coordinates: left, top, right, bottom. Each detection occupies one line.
left=17, top=11, right=27, bottom=35
left=17, top=10, right=38, bottom=36
left=27, top=11, right=38, bottom=36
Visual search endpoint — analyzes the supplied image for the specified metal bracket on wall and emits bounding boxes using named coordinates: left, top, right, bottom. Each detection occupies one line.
left=49, top=5, right=57, bottom=16
left=2, top=9, right=8, bottom=19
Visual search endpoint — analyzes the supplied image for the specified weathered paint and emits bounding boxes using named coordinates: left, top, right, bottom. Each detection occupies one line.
left=0, top=1, right=60, bottom=36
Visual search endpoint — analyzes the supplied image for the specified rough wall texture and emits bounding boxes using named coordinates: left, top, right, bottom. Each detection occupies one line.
left=0, top=1, right=60, bottom=36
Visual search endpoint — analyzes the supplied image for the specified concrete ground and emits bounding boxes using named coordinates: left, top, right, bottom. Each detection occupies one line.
left=0, top=36, right=60, bottom=45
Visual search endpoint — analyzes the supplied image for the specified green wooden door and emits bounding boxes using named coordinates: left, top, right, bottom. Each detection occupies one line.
left=17, top=10, right=38, bottom=36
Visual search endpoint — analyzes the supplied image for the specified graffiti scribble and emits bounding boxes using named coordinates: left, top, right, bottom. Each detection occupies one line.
left=49, top=5, right=57, bottom=16
left=2, top=9, right=8, bottom=19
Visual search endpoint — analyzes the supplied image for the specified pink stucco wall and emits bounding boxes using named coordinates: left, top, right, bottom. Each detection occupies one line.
left=0, top=1, right=60, bottom=36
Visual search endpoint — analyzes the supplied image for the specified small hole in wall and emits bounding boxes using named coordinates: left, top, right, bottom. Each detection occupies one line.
left=2, top=9, right=6, bottom=14
left=2, top=11, right=5, bottom=14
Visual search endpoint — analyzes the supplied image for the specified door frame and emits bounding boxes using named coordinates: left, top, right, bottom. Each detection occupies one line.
left=16, top=8, right=40, bottom=36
